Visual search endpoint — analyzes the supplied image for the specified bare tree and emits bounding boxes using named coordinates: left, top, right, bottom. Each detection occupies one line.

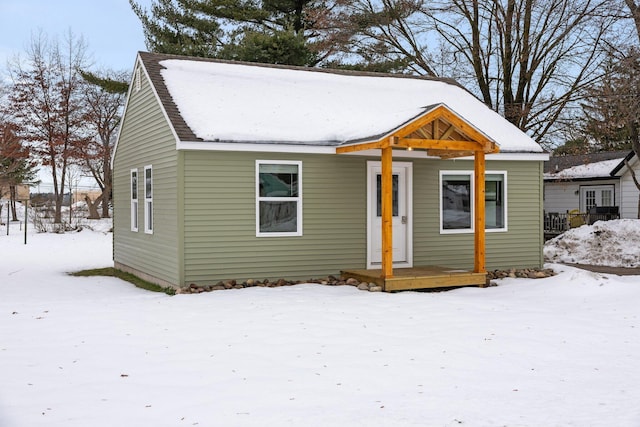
left=80, top=70, right=128, bottom=218
left=616, top=1, right=640, bottom=216
left=7, top=30, right=92, bottom=225
left=350, top=0, right=619, bottom=144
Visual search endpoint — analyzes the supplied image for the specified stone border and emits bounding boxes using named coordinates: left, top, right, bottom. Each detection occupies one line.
left=176, top=268, right=556, bottom=294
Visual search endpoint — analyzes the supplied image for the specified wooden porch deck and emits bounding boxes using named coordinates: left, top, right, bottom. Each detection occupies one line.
left=341, top=266, right=488, bottom=292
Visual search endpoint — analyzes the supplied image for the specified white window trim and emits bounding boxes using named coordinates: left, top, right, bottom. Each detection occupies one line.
left=579, top=184, right=615, bottom=212
left=144, top=165, right=153, bottom=234
left=256, top=160, right=303, bottom=237
left=439, top=170, right=508, bottom=234
left=130, top=168, right=138, bottom=232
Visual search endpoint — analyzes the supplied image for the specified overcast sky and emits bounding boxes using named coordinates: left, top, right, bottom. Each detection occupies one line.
left=0, top=0, right=152, bottom=76
left=0, top=0, right=154, bottom=191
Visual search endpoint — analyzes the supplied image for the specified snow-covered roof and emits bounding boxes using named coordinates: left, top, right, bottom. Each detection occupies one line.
left=544, top=158, right=622, bottom=180
left=138, top=52, right=542, bottom=153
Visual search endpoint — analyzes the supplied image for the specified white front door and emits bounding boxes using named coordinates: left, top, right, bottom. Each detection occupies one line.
left=367, top=161, right=412, bottom=268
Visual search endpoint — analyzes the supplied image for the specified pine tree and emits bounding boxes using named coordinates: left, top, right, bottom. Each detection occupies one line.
left=130, top=0, right=356, bottom=66
left=129, top=0, right=224, bottom=57
left=580, top=49, right=640, bottom=152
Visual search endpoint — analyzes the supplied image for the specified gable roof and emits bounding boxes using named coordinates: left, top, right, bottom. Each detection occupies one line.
left=544, top=151, right=632, bottom=181
left=136, top=52, right=542, bottom=153
left=610, top=151, right=637, bottom=176
left=544, top=151, right=629, bottom=175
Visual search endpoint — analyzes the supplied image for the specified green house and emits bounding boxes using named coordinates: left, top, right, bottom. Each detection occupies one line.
left=112, top=52, right=548, bottom=291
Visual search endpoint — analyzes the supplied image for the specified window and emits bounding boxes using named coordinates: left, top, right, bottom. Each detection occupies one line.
left=144, top=165, right=153, bottom=234
left=580, top=185, right=615, bottom=212
left=440, top=171, right=507, bottom=233
left=256, top=161, right=302, bottom=236
left=130, top=169, right=138, bottom=232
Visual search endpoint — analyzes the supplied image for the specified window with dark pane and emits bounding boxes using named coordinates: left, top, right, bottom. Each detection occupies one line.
left=376, top=174, right=399, bottom=217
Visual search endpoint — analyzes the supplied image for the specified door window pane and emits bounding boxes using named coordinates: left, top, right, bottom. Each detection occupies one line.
left=585, top=190, right=596, bottom=210
left=376, top=174, right=399, bottom=217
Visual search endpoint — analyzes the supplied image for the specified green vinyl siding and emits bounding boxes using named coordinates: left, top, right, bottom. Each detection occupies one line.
left=183, top=154, right=543, bottom=286
left=183, top=152, right=367, bottom=283
left=412, top=158, right=543, bottom=270
left=112, top=66, right=181, bottom=286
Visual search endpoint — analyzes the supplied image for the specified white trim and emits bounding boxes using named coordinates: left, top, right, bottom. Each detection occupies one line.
left=179, top=140, right=336, bottom=154
left=256, top=160, right=303, bottom=237
left=130, top=168, right=138, bottom=232
left=366, top=161, right=413, bottom=269
left=171, top=138, right=546, bottom=160
left=612, top=154, right=638, bottom=177
left=112, top=55, right=182, bottom=169
left=144, top=165, right=153, bottom=234
left=342, top=149, right=548, bottom=161
left=439, top=170, right=508, bottom=234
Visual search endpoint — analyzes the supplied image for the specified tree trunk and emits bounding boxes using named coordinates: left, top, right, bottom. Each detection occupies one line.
left=100, top=189, right=111, bottom=218
left=9, top=185, right=18, bottom=221
left=54, top=193, right=64, bottom=224
left=85, top=194, right=101, bottom=219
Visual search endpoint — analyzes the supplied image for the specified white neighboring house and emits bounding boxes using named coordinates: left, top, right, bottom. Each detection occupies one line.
left=611, top=151, right=640, bottom=219
left=544, top=151, right=640, bottom=229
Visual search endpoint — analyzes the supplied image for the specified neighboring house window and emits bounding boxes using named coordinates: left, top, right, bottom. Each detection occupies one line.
left=144, top=165, right=153, bottom=234
left=256, top=160, right=302, bottom=237
left=440, top=171, right=507, bottom=233
left=131, top=169, right=138, bottom=232
left=580, top=185, right=614, bottom=212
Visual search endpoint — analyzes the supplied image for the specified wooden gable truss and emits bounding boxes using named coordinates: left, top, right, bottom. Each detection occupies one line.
left=336, top=105, right=500, bottom=281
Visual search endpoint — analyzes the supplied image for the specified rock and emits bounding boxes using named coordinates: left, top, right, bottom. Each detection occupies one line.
left=276, top=279, right=288, bottom=287
left=357, top=283, right=369, bottom=290
left=233, top=284, right=244, bottom=289
left=246, top=279, right=255, bottom=286
left=534, top=271, right=548, bottom=278
left=211, top=284, right=225, bottom=291
left=345, top=278, right=359, bottom=286
left=223, top=280, right=234, bottom=289
left=369, top=286, right=383, bottom=292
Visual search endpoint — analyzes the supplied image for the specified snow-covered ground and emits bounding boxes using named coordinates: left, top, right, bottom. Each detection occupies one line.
left=545, top=219, right=640, bottom=267
left=1, top=217, right=640, bottom=426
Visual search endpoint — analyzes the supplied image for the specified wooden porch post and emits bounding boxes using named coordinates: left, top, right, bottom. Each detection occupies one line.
left=474, top=150, right=486, bottom=273
left=381, top=140, right=394, bottom=279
